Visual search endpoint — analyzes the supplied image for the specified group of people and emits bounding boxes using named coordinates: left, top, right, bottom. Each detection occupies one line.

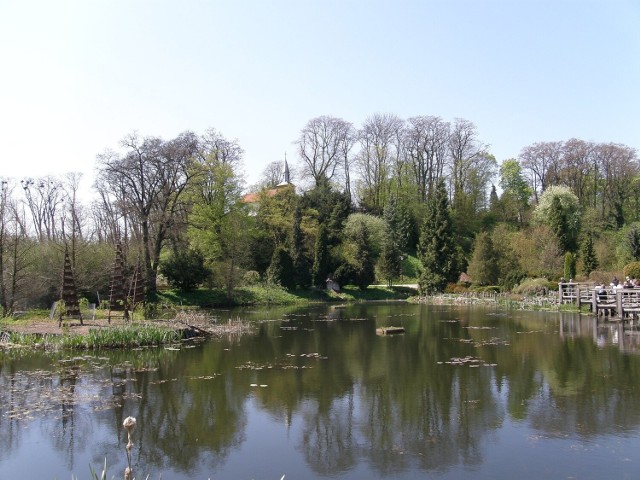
left=610, top=276, right=640, bottom=288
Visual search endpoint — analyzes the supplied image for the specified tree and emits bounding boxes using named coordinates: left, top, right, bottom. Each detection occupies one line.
left=96, top=131, right=200, bottom=297
left=563, top=251, right=576, bottom=280
left=355, top=113, right=404, bottom=213
left=188, top=133, right=249, bottom=301
left=533, top=185, right=581, bottom=253
left=312, top=224, right=329, bottom=288
left=160, top=248, right=209, bottom=292
left=289, top=203, right=311, bottom=289
left=581, top=232, right=598, bottom=275
left=378, top=198, right=404, bottom=286
left=266, top=246, right=296, bottom=289
left=378, top=242, right=401, bottom=287
left=351, top=223, right=376, bottom=289
left=627, top=223, right=640, bottom=261
left=296, top=116, right=353, bottom=186
left=404, top=115, right=449, bottom=201
left=499, top=159, right=532, bottom=225
left=20, top=175, right=64, bottom=242
left=467, top=232, right=499, bottom=286
left=418, top=180, right=458, bottom=294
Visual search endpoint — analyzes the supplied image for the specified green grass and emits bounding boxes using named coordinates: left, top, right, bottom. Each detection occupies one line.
left=3, top=323, right=182, bottom=350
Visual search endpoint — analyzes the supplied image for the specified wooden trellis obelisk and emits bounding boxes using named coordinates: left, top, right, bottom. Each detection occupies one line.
left=59, top=248, right=83, bottom=326
left=127, top=259, right=145, bottom=319
left=107, top=242, right=128, bottom=323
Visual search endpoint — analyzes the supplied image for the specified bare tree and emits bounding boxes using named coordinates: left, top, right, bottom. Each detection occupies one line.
left=355, top=113, right=404, bottom=212
left=519, top=141, right=563, bottom=203
left=0, top=180, right=32, bottom=315
left=404, top=116, right=450, bottom=201
left=448, top=118, right=489, bottom=207
left=20, top=175, right=64, bottom=242
left=296, top=116, right=353, bottom=186
left=260, top=160, right=288, bottom=188
left=96, top=131, right=199, bottom=297
left=198, top=128, right=244, bottom=167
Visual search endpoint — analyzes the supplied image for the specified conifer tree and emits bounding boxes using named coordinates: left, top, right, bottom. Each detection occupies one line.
left=289, top=203, right=310, bottom=288
left=418, top=180, right=458, bottom=294
left=564, top=251, right=576, bottom=280
left=312, top=224, right=329, bottom=288
left=266, top=246, right=295, bottom=289
left=628, top=224, right=640, bottom=261
left=582, top=233, right=598, bottom=275
left=467, top=232, right=499, bottom=286
left=352, top=223, right=376, bottom=290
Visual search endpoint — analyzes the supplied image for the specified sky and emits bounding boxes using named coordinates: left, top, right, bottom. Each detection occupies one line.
left=1, top=0, right=638, bottom=197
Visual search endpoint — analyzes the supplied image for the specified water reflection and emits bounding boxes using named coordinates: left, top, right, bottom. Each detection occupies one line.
left=2, top=304, right=640, bottom=479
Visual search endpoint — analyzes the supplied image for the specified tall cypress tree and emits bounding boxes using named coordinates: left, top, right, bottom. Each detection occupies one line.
left=312, top=224, right=329, bottom=288
left=289, top=203, right=311, bottom=288
left=582, top=233, right=598, bottom=275
left=353, top=223, right=376, bottom=290
left=418, top=180, right=458, bottom=294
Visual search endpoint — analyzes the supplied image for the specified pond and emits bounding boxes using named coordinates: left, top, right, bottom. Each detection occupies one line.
left=2, top=302, right=640, bottom=479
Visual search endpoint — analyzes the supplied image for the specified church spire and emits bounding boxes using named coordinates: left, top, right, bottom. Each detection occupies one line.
left=284, top=153, right=290, bottom=184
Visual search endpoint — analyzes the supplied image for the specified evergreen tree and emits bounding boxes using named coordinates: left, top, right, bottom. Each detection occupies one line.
left=548, top=195, right=570, bottom=252
left=352, top=223, right=376, bottom=290
left=564, top=251, right=576, bottom=280
left=418, top=180, right=458, bottom=294
left=289, top=203, right=311, bottom=288
left=159, top=248, right=210, bottom=292
left=266, top=246, right=295, bottom=289
left=628, top=224, right=640, bottom=261
left=312, top=224, right=329, bottom=287
left=582, top=232, right=598, bottom=275
left=467, top=232, right=499, bottom=286
left=379, top=197, right=403, bottom=286
left=378, top=242, right=401, bottom=286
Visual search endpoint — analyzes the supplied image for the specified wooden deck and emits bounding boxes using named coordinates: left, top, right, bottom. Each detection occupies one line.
left=560, top=283, right=640, bottom=320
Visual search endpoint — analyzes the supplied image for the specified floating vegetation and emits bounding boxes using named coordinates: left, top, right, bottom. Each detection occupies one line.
left=437, top=356, right=497, bottom=367
left=444, top=337, right=510, bottom=347
left=464, top=326, right=496, bottom=330
left=236, top=352, right=327, bottom=371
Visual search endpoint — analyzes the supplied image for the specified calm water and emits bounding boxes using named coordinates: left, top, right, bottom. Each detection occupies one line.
left=2, top=302, right=640, bottom=479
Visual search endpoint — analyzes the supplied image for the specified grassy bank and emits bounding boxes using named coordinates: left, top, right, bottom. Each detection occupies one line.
left=156, top=283, right=417, bottom=307
left=2, top=323, right=182, bottom=351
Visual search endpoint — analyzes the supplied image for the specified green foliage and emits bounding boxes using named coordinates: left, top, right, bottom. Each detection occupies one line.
left=627, top=223, right=640, bottom=261
left=581, top=233, right=598, bottom=275
left=623, top=262, right=640, bottom=280
left=418, top=180, right=458, bottom=294
left=563, top=251, right=576, bottom=280
left=378, top=242, right=401, bottom=286
left=159, top=248, right=209, bottom=292
left=343, top=213, right=386, bottom=257
left=512, top=278, right=555, bottom=296
left=312, top=224, right=330, bottom=287
left=289, top=203, right=311, bottom=288
left=351, top=222, right=376, bottom=289
left=242, top=270, right=261, bottom=286
left=266, top=246, right=296, bottom=289
left=467, top=232, right=499, bottom=286
left=533, top=185, right=581, bottom=252
left=499, top=159, right=532, bottom=224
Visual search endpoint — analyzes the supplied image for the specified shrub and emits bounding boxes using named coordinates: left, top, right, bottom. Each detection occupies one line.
left=512, top=277, right=554, bottom=296
left=623, top=262, right=640, bottom=280
left=159, top=249, right=210, bottom=292
left=242, top=270, right=261, bottom=286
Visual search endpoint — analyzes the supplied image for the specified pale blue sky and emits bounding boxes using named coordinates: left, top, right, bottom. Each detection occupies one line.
left=1, top=0, right=638, bottom=193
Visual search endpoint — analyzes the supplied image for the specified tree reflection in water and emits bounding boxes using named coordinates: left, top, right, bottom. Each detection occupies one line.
left=2, top=304, right=640, bottom=479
